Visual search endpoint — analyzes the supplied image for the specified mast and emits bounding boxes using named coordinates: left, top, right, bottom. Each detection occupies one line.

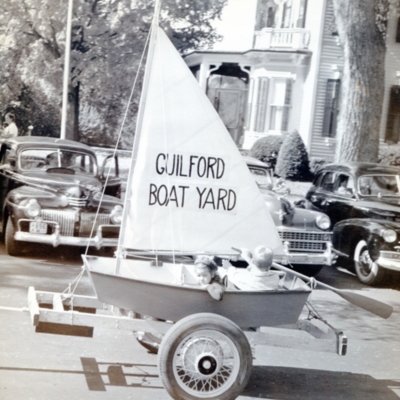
left=60, top=0, right=74, bottom=140
left=115, top=0, right=162, bottom=273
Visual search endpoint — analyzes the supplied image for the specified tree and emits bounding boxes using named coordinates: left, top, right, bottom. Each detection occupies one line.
left=275, top=131, right=310, bottom=181
left=0, top=0, right=227, bottom=145
left=332, top=0, right=399, bottom=162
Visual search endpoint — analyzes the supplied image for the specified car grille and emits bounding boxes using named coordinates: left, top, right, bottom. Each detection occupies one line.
left=41, top=210, right=111, bottom=237
left=68, top=197, right=88, bottom=207
left=278, top=230, right=332, bottom=253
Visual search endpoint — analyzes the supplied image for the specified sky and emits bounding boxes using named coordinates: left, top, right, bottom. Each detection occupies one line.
left=210, top=0, right=258, bottom=51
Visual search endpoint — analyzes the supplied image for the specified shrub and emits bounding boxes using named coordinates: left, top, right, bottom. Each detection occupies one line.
left=275, top=130, right=311, bottom=181
left=250, top=135, right=285, bottom=170
left=309, top=157, right=326, bottom=175
left=378, top=145, right=400, bottom=166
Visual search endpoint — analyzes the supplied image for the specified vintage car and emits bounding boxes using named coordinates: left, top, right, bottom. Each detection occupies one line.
left=303, top=162, right=400, bottom=284
left=0, top=137, right=122, bottom=256
left=245, top=156, right=332, bottom=276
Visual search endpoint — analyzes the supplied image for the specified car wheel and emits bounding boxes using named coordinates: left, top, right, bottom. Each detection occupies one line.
left=354, top=240, right=385, bottom=285
left=289, top=264, right=323, bottom=277
left=5, top=218, right=23, bottom=256
left=158, top=313, right=252, bottom=400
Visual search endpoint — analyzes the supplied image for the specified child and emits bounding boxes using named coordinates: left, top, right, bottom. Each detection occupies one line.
left=194, top=256, right=226, bottom=301
left=228, top=246, right=281, bottom=290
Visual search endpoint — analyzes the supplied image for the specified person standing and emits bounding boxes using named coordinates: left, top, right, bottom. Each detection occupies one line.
left=2, top=113, right=18, bottom=138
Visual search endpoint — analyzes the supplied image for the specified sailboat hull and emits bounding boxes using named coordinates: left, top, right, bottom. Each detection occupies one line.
left=83, top=256, right=311, bottom=328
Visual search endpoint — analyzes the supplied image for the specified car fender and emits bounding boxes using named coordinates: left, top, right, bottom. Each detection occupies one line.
left=333, top=218, right=392, bottom=260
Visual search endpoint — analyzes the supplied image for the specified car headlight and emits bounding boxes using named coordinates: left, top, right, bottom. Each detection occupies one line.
left=315, top=215, right=331, bottom=230
left=24, top=199, right=41, bottom=218
left=382, top=229, right=397, bottom=243
left=110, top=205, right=123, bottom=224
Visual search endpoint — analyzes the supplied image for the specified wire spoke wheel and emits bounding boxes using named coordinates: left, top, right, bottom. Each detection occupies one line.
left=158, top=313, right=252, bottom=400
left=173, top=331, right=239, bottom=397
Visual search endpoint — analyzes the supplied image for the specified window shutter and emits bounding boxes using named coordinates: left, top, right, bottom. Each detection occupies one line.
left=322, top=79, right=341, bottom=137
left=254, top=77, right=269, bottom=132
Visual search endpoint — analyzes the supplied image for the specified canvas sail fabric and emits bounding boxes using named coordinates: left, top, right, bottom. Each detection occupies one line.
left=122, top=28, right=282, bottom=254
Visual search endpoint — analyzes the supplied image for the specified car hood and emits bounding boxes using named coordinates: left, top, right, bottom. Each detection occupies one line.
left=263, top=190, right=326, bottom=229
left=16, top=171, right=101, bottom=195
left=356, top=198, right=400, bottom=217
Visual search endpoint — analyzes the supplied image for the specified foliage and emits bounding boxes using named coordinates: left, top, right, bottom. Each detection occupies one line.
left=0, top=0, right=227, bottom=145
left=309, top=157, right=326, bottom=175
left=250, top=135, right=284, bottom=170
left=378, top=144, right=400, bottom=166
left=275, top=131, right=310, bottom=181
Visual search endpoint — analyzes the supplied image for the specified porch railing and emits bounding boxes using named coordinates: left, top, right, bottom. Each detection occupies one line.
left=253, top=28, right=311, bottom=50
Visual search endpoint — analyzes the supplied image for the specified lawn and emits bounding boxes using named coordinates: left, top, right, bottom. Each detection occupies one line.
left=285, top=180, right=313, bottom=197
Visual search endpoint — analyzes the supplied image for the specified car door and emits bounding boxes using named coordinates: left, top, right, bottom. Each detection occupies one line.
left=322, top=173, right=356, bottom=225
left=0, top=145, right=15, bottom=229
left=100, top=155, right=122, bottom=198
left=307, top=171, right=336, bottom=213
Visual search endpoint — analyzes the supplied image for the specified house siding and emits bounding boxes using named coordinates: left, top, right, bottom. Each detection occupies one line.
left=380, top=15, right=400, bottom=142
left=309, top=0, right=342, bottom=162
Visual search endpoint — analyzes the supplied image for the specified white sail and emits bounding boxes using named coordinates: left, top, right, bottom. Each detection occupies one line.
left=122, top=28, right=282, bottom=254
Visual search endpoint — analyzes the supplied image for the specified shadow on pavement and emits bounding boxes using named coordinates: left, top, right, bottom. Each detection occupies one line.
left=243, top=365, right=400, bottom=399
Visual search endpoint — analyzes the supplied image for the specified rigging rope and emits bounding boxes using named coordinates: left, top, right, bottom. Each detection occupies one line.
left=60, top=27, right=153, bottom=303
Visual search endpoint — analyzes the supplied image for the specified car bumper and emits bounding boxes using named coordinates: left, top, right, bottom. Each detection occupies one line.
left=14, top=219, right=119, bottom=249
left=274, top=252, right=332, bottom=266
left=274, top=242, right=333, bottom=266
left=376, top=251, right=400, bottom=272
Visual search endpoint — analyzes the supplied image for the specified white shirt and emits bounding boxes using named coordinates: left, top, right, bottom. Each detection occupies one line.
left=3, top=122, right=18, bottom=138
left=227, top=266, right=280, bottom=290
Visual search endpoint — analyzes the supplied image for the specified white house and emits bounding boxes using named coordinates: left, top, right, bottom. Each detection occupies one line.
left=183, top=0, right=400, bottom=162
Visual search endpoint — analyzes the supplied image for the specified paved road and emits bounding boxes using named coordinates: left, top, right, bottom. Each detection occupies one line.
left=0, top=245, right=400, bottom=399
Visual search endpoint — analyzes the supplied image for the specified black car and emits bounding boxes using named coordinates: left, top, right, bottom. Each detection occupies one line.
left=0, top=137, right=122, bottom=256
left=304, top=162, right=400, bottom=284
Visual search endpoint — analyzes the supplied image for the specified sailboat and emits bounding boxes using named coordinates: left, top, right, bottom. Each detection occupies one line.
left=29, top=2, right=392, bottom=399
left=80, top=6, right=315, bottom=397
left=82, top=13, right=310, bottom=325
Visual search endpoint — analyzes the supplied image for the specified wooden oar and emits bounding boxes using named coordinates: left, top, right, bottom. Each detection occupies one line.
left=270, top=262, right=393, bottom=319
left=230, top=247, right=393, bottom=318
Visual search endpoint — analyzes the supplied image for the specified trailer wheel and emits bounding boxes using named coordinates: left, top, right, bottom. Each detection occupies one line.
left=354, top=240, right=385, bottom=285
left=158, top=313, right=252, bottom=400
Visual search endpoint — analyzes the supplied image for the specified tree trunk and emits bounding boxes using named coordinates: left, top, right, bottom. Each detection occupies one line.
left=66, top=83, right=79, bottom=142
left=332, top=0, right=386, bottom=162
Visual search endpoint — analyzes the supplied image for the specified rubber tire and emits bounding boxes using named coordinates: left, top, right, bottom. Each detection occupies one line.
left=290, top=264, right=323, bottom=277
left=354, top=240, right=385, bottom=286
left=5, top=218, right=23, bottom=256
left=158, top=313, right=252, bottom=400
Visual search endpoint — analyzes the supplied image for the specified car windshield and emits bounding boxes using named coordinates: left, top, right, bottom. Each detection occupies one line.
left=19, top=148, right=97, bottom=175
left=358, top=174, right=400, bottom=197
left=248, top=166, right=273, bottom=189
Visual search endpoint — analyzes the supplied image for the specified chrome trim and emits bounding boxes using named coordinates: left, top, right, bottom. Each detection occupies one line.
left=68, top=197, right=88, bottom=207
left=376, top=251, right=400, bottom=271
left=15, top=224, right=118, bottom=249
left=278, top=229, right=332, bottom=253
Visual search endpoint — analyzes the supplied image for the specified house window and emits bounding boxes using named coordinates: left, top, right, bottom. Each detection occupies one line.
left=269, top=79, right=292, bottom=132
left=385, top=86, right=400, bottom=143
left=244, top=79, right=254, bottom=130
left=322, top=79, right=341, bottom=137
left=296, top=0, right=308, bottom=28
left=281, top=0, right=293, bottom=28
